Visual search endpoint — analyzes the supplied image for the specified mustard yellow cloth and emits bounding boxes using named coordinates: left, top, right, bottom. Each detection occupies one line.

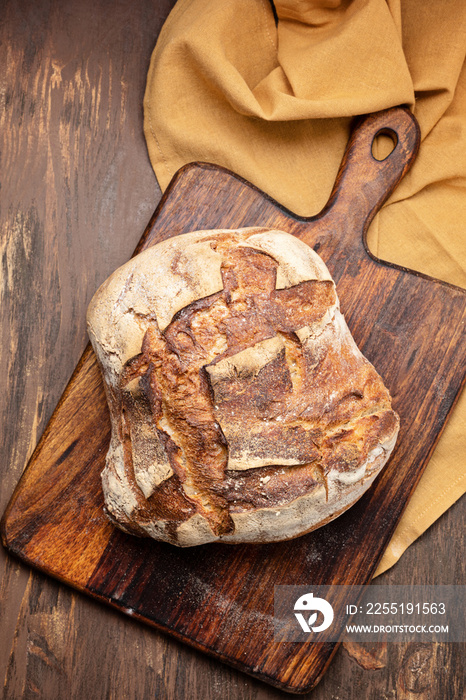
left=144, top=0, right=466, bottom=575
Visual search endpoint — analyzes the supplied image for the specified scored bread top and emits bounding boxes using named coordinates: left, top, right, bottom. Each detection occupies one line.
left=87, top=227, right=399, bottom=546
left=87, top=228, right=333, bottom=384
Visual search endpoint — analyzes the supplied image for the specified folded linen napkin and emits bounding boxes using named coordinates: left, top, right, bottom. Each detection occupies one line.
left=143, top=0, right=466, bottom=575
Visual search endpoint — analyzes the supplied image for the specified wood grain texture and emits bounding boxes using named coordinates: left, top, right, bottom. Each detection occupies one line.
left=0, top=2, right=464, bottom=699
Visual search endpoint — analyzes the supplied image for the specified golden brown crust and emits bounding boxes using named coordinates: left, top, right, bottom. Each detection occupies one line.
left=87, top=228, right=399, bottom=546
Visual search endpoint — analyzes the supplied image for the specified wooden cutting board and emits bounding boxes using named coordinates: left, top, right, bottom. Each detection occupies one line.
left=2, top=107, right=466, bottom=694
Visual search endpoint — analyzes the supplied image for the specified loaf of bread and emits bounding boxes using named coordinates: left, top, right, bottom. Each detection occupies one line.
left=87, top=227, right=399, bottom=546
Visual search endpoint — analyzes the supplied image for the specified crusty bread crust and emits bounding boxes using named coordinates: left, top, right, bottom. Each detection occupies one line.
left=87, top=228, right=399, bottom=546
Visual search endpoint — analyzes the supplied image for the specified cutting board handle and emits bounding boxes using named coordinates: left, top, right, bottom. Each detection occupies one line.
left=316, top=106, right=420, bottom=242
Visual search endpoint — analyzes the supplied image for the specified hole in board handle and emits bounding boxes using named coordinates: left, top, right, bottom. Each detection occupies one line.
left=371, top=128, right=398, bottom=161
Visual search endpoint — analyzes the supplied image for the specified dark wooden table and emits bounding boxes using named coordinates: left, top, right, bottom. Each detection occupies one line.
left=1, top=2, right=464, bottom=698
